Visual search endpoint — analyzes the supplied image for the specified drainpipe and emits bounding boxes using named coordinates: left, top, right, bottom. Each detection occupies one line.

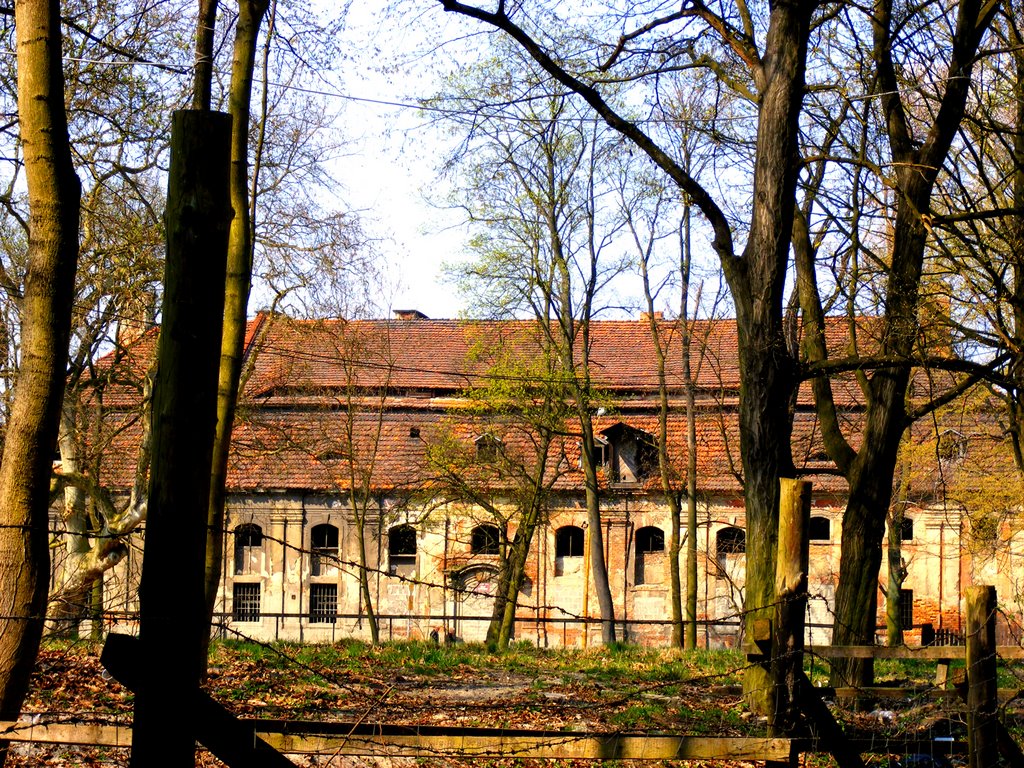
left=582, top=522, right=591, bottom=649
left=298, top=495, right=306, bottom=643
left=704, top=505, right=710, bottom=647
left=443, top=512, right=450, bottom=637
left=938, top=520, right=944, bottom=630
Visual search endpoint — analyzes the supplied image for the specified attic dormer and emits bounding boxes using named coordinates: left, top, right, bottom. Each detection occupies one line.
left=474, top=433, right=503, bottom=462
left=599, top=422, right=658, bottom=486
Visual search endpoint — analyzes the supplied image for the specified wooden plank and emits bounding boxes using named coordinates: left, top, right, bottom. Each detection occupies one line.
left=831, top=687, right=1021, bottom=702
left=802, top=645, right=1024, bottom=660
left=0, top=722, right=130, bottom=747
left=257, top=732, right=793, bottom=760
left=0, top=720, right=792, bottom=761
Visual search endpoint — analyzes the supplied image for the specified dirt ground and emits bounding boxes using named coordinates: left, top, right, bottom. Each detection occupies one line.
left=6, top=638, right=1011, bottom=766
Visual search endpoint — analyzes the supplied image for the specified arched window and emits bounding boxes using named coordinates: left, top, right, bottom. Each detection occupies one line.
left=636, top=526, right=665, bottom=553
left=715, top=526, right=746, bottom=579
left=234, top=523, right=263, bottom=575
left=310, top=523, right=339, bottom=577
left=470, top=524, right=500, bottom=555
left=900, top=516, right=914, bottom=541
left=389, top=524, right=417, bottom=576
left=555, top=525, right=584, bottom=558
left=635, top=526, right=665, bottom=585
left=716, top=526, right=746, bottom=556
left=808, top=516, right=831, bottom=541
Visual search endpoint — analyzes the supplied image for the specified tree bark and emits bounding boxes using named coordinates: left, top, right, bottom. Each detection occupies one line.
left=0, top=2, right=80, bottom=763
left=204, top=0, right=271, bottom=659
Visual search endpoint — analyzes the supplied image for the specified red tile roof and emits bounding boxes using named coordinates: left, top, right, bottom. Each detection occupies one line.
left=81, top=312, right=942, bottom=498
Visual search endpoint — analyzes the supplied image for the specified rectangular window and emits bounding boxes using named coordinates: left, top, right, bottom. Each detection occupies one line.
left=899, top=588, right=913, bottom=629
left=232, top=583, right=260, bottom=623
left=309, top=583, right=338, bottom=624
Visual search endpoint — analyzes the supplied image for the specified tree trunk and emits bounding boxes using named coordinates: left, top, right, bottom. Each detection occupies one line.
left=52, top=404, right=91, bottom=632
left=680, top=200, right=699, bottom=651
left=353, top=497, right=379, bottom=645
left=204, top=0, right=271, bottom=659
left=0, top=2, right=80, bottom=764
left=579, top=409, right=616, bottom=644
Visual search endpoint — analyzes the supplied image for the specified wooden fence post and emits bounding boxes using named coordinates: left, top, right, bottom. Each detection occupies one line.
left=130, top=109, right=232, bottom=768
left=767, top=478, right=811, bottom=767
left=965, top=585, right=997, bottom=768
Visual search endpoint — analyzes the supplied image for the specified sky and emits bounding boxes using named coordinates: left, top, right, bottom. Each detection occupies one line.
left=326, top=5, right=479, bottom=321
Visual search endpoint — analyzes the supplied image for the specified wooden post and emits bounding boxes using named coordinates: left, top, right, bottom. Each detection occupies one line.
left=965, top=585, right=998, bottom=768
left=130, top=110, right=232, bottom=767
left=767, top=479, right=811, bottom=767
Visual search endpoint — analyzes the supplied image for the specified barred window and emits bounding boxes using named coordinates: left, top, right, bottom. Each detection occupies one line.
left=309, top=583, right=337, bottom=624
left=389, top=524, right=417, bottom=576
left=232, top=583, right=260, bottom=623
left=899, top=588, right=914, bottom=629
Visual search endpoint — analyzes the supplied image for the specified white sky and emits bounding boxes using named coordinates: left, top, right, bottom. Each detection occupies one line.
left=328, top=5, right=479, bottom=320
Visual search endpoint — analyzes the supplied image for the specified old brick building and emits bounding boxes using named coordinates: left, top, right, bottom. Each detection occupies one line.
left=62, top=311, right=1024, bottom=647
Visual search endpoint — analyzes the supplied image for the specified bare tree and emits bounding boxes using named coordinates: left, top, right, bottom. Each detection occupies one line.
left=434, top=0, right=816, bottom=703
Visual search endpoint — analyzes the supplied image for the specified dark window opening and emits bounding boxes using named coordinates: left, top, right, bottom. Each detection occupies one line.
left=555, top=525, right=584, bottom=558
left=808, top=516, right=831, bottom=541
left=600, top=423, right=658, bottom=484
left=900, top=517, right=914, bottom=541
left=234, top=523, right=263, bottom=575
left=938, top=430, right=967, bottom=463
left=389, top=524, right=417, bottom=576
left=634, top=526, right=665, bottom=586
left=716, top=526, right=746, bottom=556
left=715, top=526, right=746, bottom=579
left=309, top=583, right=337, bottom=624
left=636, top=526, right=665, bottom=553
left=233, top=583, right=260, bottom=622
left=471, top=524, right=500, bottom=555
left=409, top=426, right=420, bottom=438
left=311, top=523, right=339, bottom=577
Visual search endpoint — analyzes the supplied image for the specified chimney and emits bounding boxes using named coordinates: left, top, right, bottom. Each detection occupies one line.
left=393, top=309, right=429, bottom=321
left=639, top=311, right=663, bottom=322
